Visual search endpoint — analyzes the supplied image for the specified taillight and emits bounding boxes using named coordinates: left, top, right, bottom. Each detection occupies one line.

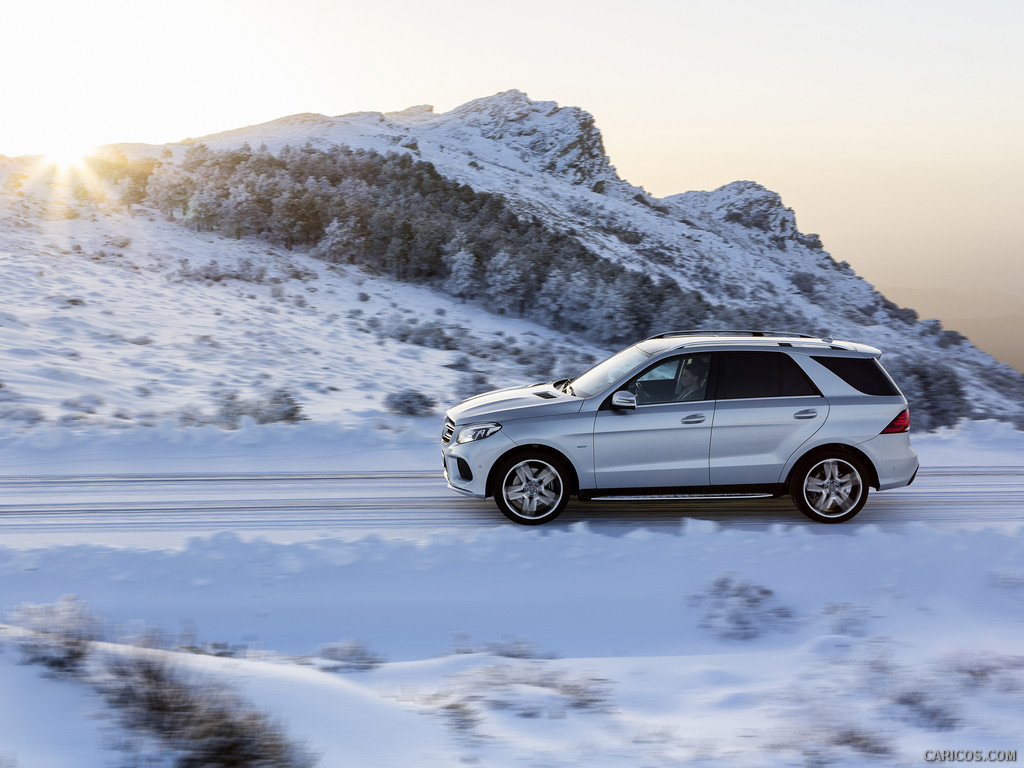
left=881, top=409, right=910, bottom=434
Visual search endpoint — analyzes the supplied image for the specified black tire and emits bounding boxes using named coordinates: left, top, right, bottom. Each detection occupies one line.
left=493, top=454, right=570, bottom=525
left=790, top=452, right=869, bottom=523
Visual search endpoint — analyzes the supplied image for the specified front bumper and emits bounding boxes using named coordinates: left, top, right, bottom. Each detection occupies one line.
left=442, top=429, right=519, bottom=499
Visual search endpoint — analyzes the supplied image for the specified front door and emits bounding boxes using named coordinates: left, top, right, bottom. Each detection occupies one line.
left=593, top=354, right=714, bottom=489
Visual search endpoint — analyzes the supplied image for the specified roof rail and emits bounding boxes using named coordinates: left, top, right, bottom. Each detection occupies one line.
left=646, top=329, right=819, bottom=340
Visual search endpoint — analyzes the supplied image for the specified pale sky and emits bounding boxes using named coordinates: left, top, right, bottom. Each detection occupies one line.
left=3, top=0, right=1022, bottom=362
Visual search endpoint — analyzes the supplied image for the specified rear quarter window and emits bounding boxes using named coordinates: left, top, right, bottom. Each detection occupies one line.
left=810, top=356, right=901, bottom=396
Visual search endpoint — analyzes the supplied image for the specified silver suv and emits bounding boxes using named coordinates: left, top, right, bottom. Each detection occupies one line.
left=442, top=331, right=918, bottom=525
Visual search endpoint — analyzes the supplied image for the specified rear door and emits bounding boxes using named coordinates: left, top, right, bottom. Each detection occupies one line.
left=709, top=351, right=828, bottom=485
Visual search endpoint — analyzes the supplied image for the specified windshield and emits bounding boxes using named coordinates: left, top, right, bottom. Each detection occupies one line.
left=570, top=345, right=652, bottom=398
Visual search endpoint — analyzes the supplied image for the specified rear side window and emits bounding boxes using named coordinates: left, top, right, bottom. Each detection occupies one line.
left=811, top=356, right=901, bottom=396
left=718, top=352, right=821, bottom=399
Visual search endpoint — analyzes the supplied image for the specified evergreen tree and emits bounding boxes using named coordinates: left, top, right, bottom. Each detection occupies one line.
left=443, top=248, right=481, bottom=302
left=485, top=250, right=529, bottom=315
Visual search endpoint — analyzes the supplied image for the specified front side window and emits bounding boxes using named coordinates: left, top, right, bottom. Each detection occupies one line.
left=630, top=354, right=711, bottom=405
left=718, top=352, right=820, bottom=399
left=571, top=345, right=651, bottom=398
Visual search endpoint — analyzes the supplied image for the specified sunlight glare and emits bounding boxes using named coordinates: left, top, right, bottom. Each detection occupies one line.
left=42, top=142, right=97, bottom=171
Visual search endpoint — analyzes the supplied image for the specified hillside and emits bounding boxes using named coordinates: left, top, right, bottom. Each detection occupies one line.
left=1, top=90, right=1022, bottom=435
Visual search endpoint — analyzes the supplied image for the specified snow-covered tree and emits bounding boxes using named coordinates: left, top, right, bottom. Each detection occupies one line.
left=485, top=249, right=529, bottom=315
left=443, top=248, right=481, bottom=302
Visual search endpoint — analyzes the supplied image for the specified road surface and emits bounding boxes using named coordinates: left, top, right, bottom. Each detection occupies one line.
left=1, top=467, right=1021, bottom=547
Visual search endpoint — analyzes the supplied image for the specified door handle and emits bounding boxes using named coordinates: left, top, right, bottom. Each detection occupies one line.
left=681, top=414, right=706, bottom=424
left=794, top=409, right=818, bottom=420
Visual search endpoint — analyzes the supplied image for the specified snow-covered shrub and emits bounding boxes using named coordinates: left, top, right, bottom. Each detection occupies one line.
left=889, top=686, right=961, bottom=731
left=884, top=356, right=969, bottom=430
left=376, top=315, right=457, bottom=350
left=100, top=652, right=317, bottom=768
left=61, top=395, right=104, bottom=414
left=177, top=257, right=268, bottom=284
left=319, top=639, right=386, bottom=672
left=521, top=350, right=557, bottom=379
left=384, top=389, right=438, bottom=416
left=775, top=721, right=895, bottom=766
left=944, top=651, right=1024, bottom=691
left=692, top=574, right=795, bottom=640
left=788, top=271, right=818, bottom=296
left=439, top=700, right=483, bottom=735
left=215, top=389, right=307, bottom=428
left=425, top=662, right=612, bottom=739
left=8, top=595, right=104, bottom=675
left=445, top=355, right=474, bottom=372
left=462, top=664, right=611, bottom=714
left=821, top=602, right=870, bottom=637
left=0, top=405, right=46, bottom=426
left=406, top=320, right=457, bottom=349
left=456, top=372, right=494, bottom=400
left=484, top=636, right=556, bottom=660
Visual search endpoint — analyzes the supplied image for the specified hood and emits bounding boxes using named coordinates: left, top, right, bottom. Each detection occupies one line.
left=446, top=382, right=584, bottom=424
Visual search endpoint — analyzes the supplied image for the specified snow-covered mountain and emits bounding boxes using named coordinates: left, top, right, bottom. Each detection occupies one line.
left=160, top=90, right=1024, bottom=421
left=2, top=90, right=1022, bottom=434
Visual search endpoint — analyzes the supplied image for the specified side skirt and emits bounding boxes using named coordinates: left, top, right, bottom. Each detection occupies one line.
left=578, top=483, right=786, bottom=502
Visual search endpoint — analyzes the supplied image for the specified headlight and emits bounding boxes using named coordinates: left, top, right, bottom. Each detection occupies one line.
left=456, top=422, right=502, bottom=444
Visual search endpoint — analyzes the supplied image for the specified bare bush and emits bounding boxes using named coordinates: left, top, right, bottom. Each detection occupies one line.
left=374, top=315, right=458, bottom=350
left=890, top=686, right=961, bottom=731
left=456, top=372, right=494, bottom=400
left=319, top=639, right=386, bottom=672
left=423, top=660, right=613, bottom=740
left=821, top=602, right=871, bottom=637
left=483, top=636, right=557, bottom=660
left=8, top=595, right=103, bottom=675
left=100, top=652, right=318, bottom=768
left=178, top=258, right=268, bottom=284
left=692, top=573, right=795, bottom=640
left=384, top=389, right=438, bottom=416
left=215, top=389, right=307, bottom=428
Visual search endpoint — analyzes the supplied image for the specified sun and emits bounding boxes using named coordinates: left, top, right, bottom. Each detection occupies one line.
left=41, top=142, right=97, bottom=171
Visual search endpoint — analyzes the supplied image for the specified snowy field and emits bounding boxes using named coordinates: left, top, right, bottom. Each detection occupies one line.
left=1, top=422, right=1023, bottom=768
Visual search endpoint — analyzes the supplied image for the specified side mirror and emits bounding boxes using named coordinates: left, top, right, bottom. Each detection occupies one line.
left=611, top=390, right=636, bottom=410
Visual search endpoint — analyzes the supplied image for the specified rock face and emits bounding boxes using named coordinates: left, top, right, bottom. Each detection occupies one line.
left=386, top=90, right=619, bottom=187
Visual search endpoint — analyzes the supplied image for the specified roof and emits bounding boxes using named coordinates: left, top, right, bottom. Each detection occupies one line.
left=635, top=330, right=882, bottom=358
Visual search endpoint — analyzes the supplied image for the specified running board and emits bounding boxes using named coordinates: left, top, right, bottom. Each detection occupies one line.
left=588, top=493, right=775, bottom=502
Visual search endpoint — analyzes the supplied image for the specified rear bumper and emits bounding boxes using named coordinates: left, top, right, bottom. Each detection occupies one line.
left=858, top=433, right=920, bottom=490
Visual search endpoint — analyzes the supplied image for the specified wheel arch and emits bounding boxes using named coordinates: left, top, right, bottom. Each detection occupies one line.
left=486, top=443, right=581, bottom=499
left=785, top=443, right=880, bottom=491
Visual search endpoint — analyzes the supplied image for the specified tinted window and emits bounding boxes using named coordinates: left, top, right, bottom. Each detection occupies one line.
left=718, top=352, right=820, bottom=399
left=811, top=356, right=901, bottom=396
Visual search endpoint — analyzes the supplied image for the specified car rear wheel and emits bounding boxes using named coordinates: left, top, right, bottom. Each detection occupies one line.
left=493, top=455, right=569, bottom=525
left=790, top=453, right=868, bottom=523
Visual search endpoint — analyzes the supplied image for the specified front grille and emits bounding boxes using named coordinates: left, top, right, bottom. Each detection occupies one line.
left=442, top=418, right=455, bottom=445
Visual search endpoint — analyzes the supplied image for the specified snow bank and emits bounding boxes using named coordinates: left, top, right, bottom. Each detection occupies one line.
left=0, top=417, right=1020, bottom=479
left=2, top=520, right=1023, bottom=767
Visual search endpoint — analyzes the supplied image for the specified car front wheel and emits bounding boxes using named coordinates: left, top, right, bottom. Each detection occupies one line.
left=493, top=455, right=570, bottom=525
left=790, top=454, right=868, bottom=523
